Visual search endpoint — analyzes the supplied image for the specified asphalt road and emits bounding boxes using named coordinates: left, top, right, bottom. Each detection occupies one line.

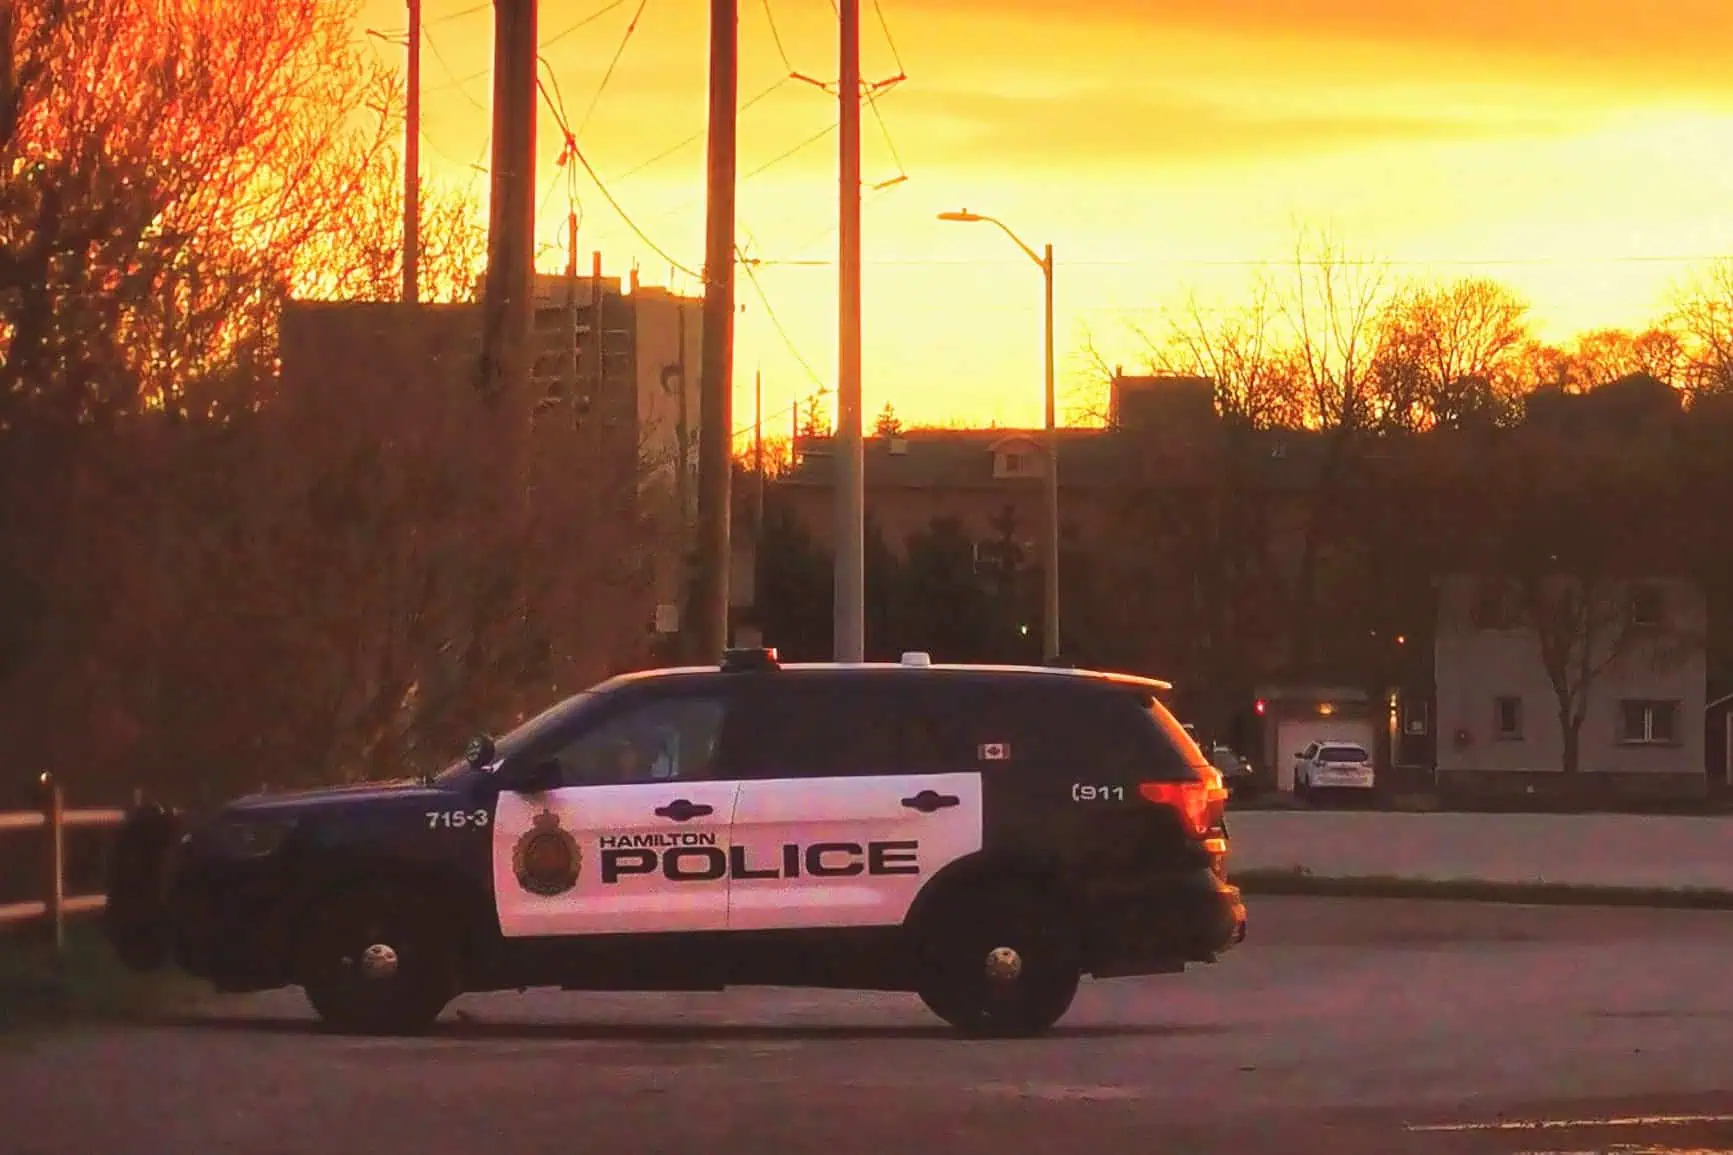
left=2, top=897, right=1731, bottom=1155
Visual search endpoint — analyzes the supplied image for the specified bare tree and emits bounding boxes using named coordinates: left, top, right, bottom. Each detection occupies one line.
left=1270, top=229, right=1392, bottom=671
left=0, top=0, right=393, bottom=430
left=1671, top=258, right=1733, bottom=397
left=1279, top=228, right=1391, bottom=433
left=1145, top=279, right=1305, bottom=429
left=1571, top=327, right=1686, bottom=390
left=1373, top=277, right=1531, bottom=430
left=1475, top=439, right=1693, bottom=776
left=293, top=153, right=486, bottom=304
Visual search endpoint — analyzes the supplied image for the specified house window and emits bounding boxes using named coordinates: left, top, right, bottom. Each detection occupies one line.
left=1473, top=581, right=1514, bottom=630
left=1620, top=700, right=1679, bottom=745
left=1001, top=452, right=1023, bottom=474
left=1494, top=696, right=1523, bottom=740
left=1402, top=699, right=1429, bottom=736
left=1628, top=584, right=1665, bottom=628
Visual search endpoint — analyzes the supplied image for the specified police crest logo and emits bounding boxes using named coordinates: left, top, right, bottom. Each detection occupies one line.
left=513, top=809, right=582, bottom=896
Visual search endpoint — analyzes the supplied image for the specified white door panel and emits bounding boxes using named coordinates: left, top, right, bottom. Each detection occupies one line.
left=493, top=781, right=739, bottom=938
left=727, top=772, right=982, bottom=932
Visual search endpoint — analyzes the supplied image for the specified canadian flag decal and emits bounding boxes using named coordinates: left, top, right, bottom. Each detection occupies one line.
left=978, top=742, right=1010, bottom=761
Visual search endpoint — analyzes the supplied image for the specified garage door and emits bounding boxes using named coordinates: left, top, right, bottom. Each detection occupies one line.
left=1276, top=718, right=1376, bottom=791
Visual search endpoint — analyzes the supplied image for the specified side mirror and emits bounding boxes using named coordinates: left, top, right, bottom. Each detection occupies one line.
left=465, top=733, right=497, bottom=768
left=496, top=756, right=561, bottom=794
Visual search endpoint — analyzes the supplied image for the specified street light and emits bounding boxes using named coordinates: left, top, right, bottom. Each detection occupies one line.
left=938, top=209, right=1060, bottom=662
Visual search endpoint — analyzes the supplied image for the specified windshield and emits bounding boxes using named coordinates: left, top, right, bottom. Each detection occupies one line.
left=431, top=692, right=596, bottom=783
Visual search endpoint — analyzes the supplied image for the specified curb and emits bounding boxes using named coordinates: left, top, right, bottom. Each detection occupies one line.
left=1232, top=868, right=1733, bottom=910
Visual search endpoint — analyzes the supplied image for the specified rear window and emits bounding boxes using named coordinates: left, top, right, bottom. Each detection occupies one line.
left=1320, top=745, right=1368, bottom=763
left=903, top=677, right=1205, bottom=780
left=1141, top=694, right=1213, bottom=776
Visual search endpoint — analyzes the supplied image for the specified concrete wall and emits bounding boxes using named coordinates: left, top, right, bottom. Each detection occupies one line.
left=1228, top=810, right=1733, bottom=889
left=1433, top=574, right=1705, bottom=779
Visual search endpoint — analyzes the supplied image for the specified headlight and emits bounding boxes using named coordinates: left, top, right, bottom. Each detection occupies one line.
left=206, top=818, right=297, bottom=859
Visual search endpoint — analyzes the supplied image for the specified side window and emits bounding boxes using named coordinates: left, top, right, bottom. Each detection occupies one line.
left=1300, top=742, right=1319, bottom=761
left=910, top=682, right=1175, bottom=776
left=544, top=693, right=729, bottom=787
left=729, top=679, right=902, bottom=778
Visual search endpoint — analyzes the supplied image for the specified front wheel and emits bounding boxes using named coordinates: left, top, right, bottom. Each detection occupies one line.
left=299, top=884, right=457, bottom=1035
left=915, top=883, right=1081, bottom=1038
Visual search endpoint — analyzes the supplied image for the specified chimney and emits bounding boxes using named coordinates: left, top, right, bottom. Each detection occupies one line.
left=629, top=264, right=640, bottom=293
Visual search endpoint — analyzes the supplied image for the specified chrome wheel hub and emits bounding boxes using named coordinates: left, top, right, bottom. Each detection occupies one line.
left=984, top=946, right=1023, bottom=982
left=358, top=943, right=399, bottom=980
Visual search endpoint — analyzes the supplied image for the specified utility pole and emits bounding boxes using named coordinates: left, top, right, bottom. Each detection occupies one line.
left=692, top=0, right=738, bottom=661
left=590, top=250, right=604, bottom=404
left=563, top=212, right=578, bottom=400
left=753, top=367, right=765, bottom=531
left=478, top=0, right=537, bottom=401
left=403, top=0, right=422, bottom=304
left=1041, top=241, right=1060, bottom=661
left=832, top=0, right=864, bottom=662
left=675, top=305, right=690, bottom=527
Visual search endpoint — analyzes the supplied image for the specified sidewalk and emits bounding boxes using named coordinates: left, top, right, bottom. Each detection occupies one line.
left=1227, top=810, right=1733, bottom=890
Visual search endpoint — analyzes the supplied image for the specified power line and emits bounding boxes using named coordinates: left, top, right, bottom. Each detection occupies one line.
left=639, top=117, right=844, bottom=227
left=426, top=0, right=629, bottom=91
left=739, top=252, right=827, bottom=390
left=870, top=0, right=905, bottom=77
left=759, top=0, right=794, bottom=72
left=863, top=77, right=905, bottom=183
left=545, top=0, right=631, bottom=49
left=421, top=125, right=482, bottom=173
left=536, top=74, right=706, bottom=282
left=743, top=253, right=1733, bottom=269
left=768, top=176, right=902, bottom=259
left=615, top=78, right=787, bottom=181
left=423, top=25, right=485, bottom=113
left=577, top=0, right=650, bottom=136
left=429, top=1, right=489, bottom=27
left=742, top=122, right=835, bottom=181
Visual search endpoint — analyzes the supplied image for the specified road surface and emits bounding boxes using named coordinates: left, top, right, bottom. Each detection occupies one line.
left=2, top=897, right=1730, bottom=1155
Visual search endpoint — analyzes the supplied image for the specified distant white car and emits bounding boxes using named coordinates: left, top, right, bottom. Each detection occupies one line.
left=1294, top=742, right=1374, bottom=801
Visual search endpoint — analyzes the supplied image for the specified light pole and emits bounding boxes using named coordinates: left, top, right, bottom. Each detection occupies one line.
left=938, top=209, right=1059, bottom=662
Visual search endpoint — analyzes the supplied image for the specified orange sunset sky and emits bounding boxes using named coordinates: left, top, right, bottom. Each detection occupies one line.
left=359, top=0, right=1733, bottom=432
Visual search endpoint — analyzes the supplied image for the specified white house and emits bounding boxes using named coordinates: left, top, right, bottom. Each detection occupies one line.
left=1432, top=572, right=1706, bottom=800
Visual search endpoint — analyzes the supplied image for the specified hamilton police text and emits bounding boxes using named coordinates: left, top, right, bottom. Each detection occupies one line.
left=595, top=832, right=921, bottom=883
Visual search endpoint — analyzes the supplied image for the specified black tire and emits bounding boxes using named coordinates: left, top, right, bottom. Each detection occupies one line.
left=102, top=804, right=182, bottom=972
left=914, top=882, right=1081, bottom=1039
left=299, top=884, right=458, bottom=1036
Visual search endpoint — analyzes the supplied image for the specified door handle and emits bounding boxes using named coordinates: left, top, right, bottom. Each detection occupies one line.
left=654, top=799, right=713, bottom=821
left=900, top=790, right=960, bottom=813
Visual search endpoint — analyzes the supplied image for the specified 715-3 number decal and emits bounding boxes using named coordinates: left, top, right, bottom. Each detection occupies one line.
left=1070, top=784, right=1125, bottom=802
left=426, top=809, right=491, bottom=829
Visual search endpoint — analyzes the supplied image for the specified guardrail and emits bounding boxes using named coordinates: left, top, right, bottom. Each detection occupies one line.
left=0, top=774, right=130, bottom=956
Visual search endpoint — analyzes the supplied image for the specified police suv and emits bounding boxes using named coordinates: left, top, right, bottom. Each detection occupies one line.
left=104, top=649, right=1247, bottom=1038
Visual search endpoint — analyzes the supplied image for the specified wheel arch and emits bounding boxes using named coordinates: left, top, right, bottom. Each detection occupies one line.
left=901, top=847, right=1080, bottom=939
left=282, top=853, right=497, bottom=981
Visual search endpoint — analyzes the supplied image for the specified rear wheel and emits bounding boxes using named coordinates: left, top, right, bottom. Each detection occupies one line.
left=299, top=884, right=457, bottom=1035
left=915, top=883, right=1081, bottom=1038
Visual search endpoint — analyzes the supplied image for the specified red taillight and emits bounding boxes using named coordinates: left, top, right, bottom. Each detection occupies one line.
left=1138, top=772, right=1228, bottom=838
